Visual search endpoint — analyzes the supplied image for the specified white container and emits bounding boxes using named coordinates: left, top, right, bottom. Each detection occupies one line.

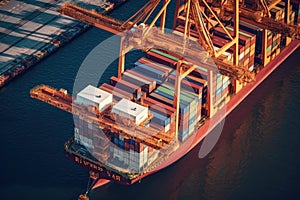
left=75, top=85, right=113, bottom=112
left=111, top=98, right=148, bottom=125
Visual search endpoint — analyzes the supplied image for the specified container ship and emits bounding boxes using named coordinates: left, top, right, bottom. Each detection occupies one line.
left=30, top=0, right=299, bottom=197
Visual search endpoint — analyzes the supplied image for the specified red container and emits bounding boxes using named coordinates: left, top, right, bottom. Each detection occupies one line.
left=149, top=92, right=174, bottom=107
left=134, top=142, right=144, bottom=153
left=167, top=75, right=203, bottom=96
left=126, top=69, right=156, bottom=88
left=110, top=76, right=142, bottom=98
left=144, top=99, right=175, bottom=119
left=99, top=84, right=130, bottom=100
left=124, top=142, right=130, bottom=151
left=179, top=111, right=189, bottom=122
left=138, top=58, right=170, bottom=75
left=139, top=57, right=173, bottom=73
left=213, top=26, right=251, bottom=47
left=146, top=51, right=177, bottom=68
left=175, top=25, right=199, bottom=38
left=144, top=97, right=176, bottom=113
left=101, top=83, right=134, bottom=99
left=149, top=122, right=164, bottom=131
left=130, top=144, right=134, bottom=150
left=178, top=121, right=189, bottom=132
left=122, top=72, right=153, bottom=94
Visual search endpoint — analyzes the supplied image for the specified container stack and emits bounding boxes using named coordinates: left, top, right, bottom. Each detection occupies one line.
left=213, top=26, right=256, bottom=71
left=121, top=71, right=155, bottom=94
left=144, top=97, right=176, bottom=133
left=238, top=20, right=265, bottom=65
left=120, top=53, right=176, bottom=87
left=238, top=1, right=297, bottom=66
left=131, top=61, right=166, bottom=85
left=125, top=69, right=157, bottom=90
left=109, top=132, right=159, bottom=172
left=266, top=30, right=281, bottom=61
left=73, top=115, right=111, bottom=161
left=291, top=1, right=300, bottom=24
left=211, top=72, right=230, bottom=104
left=110, top=76, right=143, bottom=100
left=146, top=77, right=202, bottom=142
left=146, top=49, right=179, bottom=68
left=238, top=21, right=279, bottom=66
left=99, top=83, right=134, bottom=101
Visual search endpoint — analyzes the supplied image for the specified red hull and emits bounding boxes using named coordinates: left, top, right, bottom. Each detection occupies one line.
left=93, top=40, right=300, bottom=188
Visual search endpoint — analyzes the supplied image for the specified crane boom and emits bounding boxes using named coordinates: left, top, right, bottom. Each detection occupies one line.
left=222, top=0, right=300, bottom=39
left=58, top=0, right=255, bottom=83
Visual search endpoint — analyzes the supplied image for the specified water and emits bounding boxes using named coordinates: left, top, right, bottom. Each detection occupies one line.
left=1, top=3, right=300, bottom=200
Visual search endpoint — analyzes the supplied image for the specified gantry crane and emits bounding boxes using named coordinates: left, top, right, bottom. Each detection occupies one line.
left=58, top=0, right=258, bottom=83
left=217, top=0, right=300, bottom=38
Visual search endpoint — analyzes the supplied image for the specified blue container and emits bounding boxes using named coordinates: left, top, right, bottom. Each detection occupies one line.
left=151, top=110, right=170, bottom=126
left=119, top=140, right=124, bottom=148
left=129, top=139, right=135, bottom=145
left=135, top=62, right=165, bottom=75
left=185, top=76, right=206, bottom=87
left=130, top=68, right=163, bottom=84
left=178, top=131, right=189, bottom=142
left=188, top=116, right=195, bottom=125
left=153, top=90, right=190, bottom=114
left=114, top=137, right=119, bottom=144
left=134, top=62, right=164, bottom=79
left=222, top=81, right=229, bottom=90
left=216, top=88, right=222, bottom=96
left=178, top=128, right=188, bottom=136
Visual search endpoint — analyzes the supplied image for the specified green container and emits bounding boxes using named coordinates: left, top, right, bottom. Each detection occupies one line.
left=189, top=108, right=197, bottom=118
left=157, top=85, right=193, bottom=103
left=266, top=45, right=272, bottom=54
left=150, top=49, right=179, bottom=61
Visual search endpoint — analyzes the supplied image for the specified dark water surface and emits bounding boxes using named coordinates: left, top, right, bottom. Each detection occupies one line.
left=1, top=2, right=300, bottom=199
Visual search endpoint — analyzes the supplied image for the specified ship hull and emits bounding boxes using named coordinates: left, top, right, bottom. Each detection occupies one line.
left=90, top=40, right=300, bottom=188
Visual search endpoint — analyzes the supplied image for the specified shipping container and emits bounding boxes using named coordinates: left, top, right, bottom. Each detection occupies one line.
left=126, top=69, right=157, bottom=88
left=100, top=83, right=134, bottom=99
left=110, top=76, right=142, bottom=99
left=122, top=71, right=154, bottom=94
left=138, top=57, right=173, bottom=74
left=151, top=109, right=171, bottom=126
left=146, top=51, right=178, bottom=67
